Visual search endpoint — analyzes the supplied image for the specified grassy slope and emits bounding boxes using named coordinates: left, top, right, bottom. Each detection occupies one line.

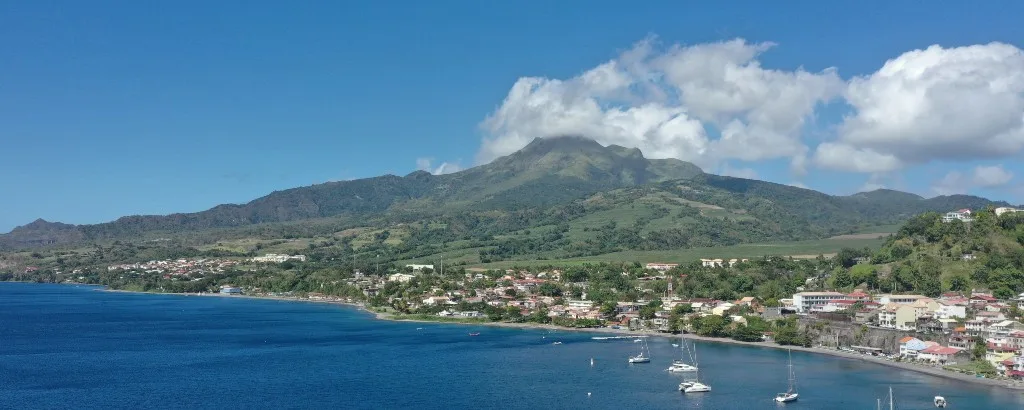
left=463, top=236, right=887, bottom=269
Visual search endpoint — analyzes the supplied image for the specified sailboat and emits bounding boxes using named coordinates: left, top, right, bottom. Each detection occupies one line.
left=667, top=337, right=698, bottom=372
left=628, top=337, right=651, bottom=363
left=679, top=343, right=711, bottom=393
left=877, top=386, right=895, bottom=410
left=774, top=349, right=798, bottom=402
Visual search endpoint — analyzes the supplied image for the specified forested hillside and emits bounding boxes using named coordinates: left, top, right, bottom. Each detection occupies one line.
left=825, top=209, right=1024, bottom=298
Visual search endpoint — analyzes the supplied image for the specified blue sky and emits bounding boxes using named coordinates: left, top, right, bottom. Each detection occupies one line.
left=2, top=1, right=1024, bottom=232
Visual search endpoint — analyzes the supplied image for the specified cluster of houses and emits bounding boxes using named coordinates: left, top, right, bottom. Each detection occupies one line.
left=251, top=253, right=307, bottom=263
left=643, top=259, right=751, bottom=271
left=106, top=258, right=239, bottom=278
left=791, top=290, right=1024, bottom=378
left=942, top=206, right=1023, bottom=223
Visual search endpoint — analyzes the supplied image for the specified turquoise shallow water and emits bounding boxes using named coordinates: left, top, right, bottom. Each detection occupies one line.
left=2, top=283, right=1023, bottom=410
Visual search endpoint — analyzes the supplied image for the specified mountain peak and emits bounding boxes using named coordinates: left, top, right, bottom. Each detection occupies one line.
left=849, top=189, right=924, bottom=201
left=517, top=136, right=606, bottom=157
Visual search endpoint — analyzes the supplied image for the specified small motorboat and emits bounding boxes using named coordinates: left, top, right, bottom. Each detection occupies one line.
left=552, top=341, right=562, bottom=345
left=468, top=332, right=480, bottom=336
left=934, top=396, right=947, bottom=408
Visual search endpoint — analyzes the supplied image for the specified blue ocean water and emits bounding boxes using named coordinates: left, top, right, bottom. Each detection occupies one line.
left=1, top=283, right=1022, bottom=410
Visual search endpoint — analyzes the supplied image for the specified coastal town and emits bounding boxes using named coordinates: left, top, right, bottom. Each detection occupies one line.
left=133, top=250, right=1024, bottom=385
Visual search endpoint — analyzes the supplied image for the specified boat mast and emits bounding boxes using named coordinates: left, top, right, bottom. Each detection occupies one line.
left=888, top=386, right=894, bottom=410
left=787, top=349, right=796, bottom=393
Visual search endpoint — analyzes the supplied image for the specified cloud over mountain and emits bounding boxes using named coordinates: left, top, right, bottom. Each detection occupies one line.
left=478, top=38, right=843, bottom=171
left=478, top=37, right=1024, bottom=196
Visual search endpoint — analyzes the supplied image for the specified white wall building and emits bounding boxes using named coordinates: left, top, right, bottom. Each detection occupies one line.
left=942, top=209, right=973, bottom=223
left=252, top=253, right=307, bottom=263
left=995, top=207, right=1023, bottom=217
left=792, top=292, right=846, bottom=313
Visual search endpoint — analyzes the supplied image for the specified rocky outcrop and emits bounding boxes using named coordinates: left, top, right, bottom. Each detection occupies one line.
left=799, top=318, right=949, bottom=354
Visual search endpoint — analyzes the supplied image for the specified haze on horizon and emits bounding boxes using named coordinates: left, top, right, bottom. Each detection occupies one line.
left=2, top=2, right=1024, bottom=231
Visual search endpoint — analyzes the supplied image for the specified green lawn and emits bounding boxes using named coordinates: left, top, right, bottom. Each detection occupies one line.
left=468, top=236, right=886, bottom=269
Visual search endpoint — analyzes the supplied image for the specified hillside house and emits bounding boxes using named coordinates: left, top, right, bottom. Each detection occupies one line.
left=942, top=209, right=974, bottom=223
left=995, top=207, right=1023, bottom=217
left=645, top=263, right=678, bottom=271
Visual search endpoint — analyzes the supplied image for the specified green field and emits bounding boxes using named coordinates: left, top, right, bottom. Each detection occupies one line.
left=468, top=236, right=886, bottom=269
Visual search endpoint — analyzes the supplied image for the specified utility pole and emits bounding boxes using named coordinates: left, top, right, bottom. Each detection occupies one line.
left=376, top=254, right=380, bottom=276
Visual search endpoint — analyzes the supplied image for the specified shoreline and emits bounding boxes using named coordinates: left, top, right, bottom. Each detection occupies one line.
left=94, top=286, right=1024, bottom=390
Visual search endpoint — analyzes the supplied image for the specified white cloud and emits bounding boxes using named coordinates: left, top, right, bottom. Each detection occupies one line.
left=478, top=37, right=843, bottom=169
left=474, top=36, right=1024, bottom=202
left=931, top=165, right=1014, bottom=195
left=415, top=158, right=463, bottom=175
left=815, top=42, right=1024, bottom=171
left=972, top=165, right=1014, bottom=187
left=718, top=164, right=759, bottom=179
left=858, top=173, right=891, bottom=193
left=812, top=142, right=902, bottom=173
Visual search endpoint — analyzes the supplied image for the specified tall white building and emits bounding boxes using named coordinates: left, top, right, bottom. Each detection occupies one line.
left=792, top=291, right=846, bottom=313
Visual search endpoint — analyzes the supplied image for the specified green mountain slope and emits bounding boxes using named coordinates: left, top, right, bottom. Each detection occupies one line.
left=0, top=136, right=1014, bottom=255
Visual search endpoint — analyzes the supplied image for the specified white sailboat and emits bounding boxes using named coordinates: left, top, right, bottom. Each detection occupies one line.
left=679, top=343, right=710, bottom=393
left=628, top=337, right=651, bottom=363
left=878, top=386, right=895, bottom=410
left=774, top=349, right=798, bottom=403
left=667, top=337, right=698, bottom=372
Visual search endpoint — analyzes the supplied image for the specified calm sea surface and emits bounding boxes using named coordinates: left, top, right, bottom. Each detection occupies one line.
left=2, top=283, right=1023, bottom=410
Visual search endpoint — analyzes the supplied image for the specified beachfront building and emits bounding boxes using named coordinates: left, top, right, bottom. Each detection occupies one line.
left=898, top=337, right=930, bottom=358
left=792, top=291, right=846, bottom=313
left=917, top=345, right=963, bottom=364
left=219, top=285, right=242, bottom=294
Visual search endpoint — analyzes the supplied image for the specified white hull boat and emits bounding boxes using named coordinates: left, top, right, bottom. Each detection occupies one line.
left=678, top=342, right=710, bottom=393
left=628, top=337, right=651, bottom=363
left=774, top=349, right=799, bottom=403
left=934, top=396, right=947, bottom=408
left=667, top=360, right=698, bottom=372
left=683, top=382, right=711, bottom=393
left=775, top=393, right=798, bottom=403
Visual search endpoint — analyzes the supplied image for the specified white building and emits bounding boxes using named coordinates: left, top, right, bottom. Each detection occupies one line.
left=935, top=301, right=967, bottom=319
left=406, top=264, right=434, bottom=272
left=875, top=294, right=929, bottom=305
left=645, top=263, right=678, bottom=271
left=995, top=207, right=1023, bottom=217
left=942, top=209, right=973, bottom=223
left=567, top=300, right=595, bottom=309
left=387, top=273, right=415, bottom=283
left=252, top=253, right=307, bottom=263
left=792, top=291, right=846, bottom=313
